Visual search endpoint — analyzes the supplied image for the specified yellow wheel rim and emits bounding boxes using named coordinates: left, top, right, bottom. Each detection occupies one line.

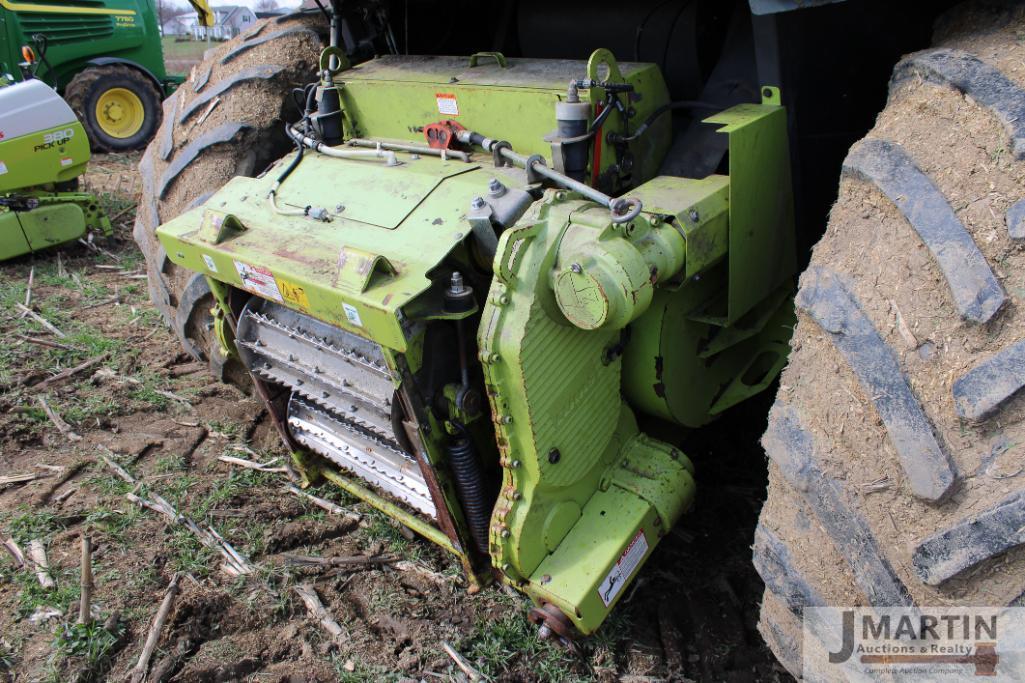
left=94, top=87, right=145, bottom=139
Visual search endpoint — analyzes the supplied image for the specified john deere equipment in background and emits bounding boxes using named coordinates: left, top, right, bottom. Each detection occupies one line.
left=0, top=78, right=111, bottom=259
left=0, top=0, right=214, bottom=151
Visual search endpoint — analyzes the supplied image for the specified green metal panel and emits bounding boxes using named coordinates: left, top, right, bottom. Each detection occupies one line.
left=0, top=190, right=109, bottom=259
left=0, top=120, right=90, bottom=191
left=338, top=53, right=671, bottom=184
left=157, top=155, right=498, bottom=353
left=702, top=86, right=796, bottom=324
left=155, top=57, right=799, bottom=637
left=1, top=0, right=169, bottom=90
left=0, top=209, right=32, bottom=256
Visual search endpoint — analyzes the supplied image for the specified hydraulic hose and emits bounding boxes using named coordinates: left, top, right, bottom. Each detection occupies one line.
left=286, top=125, right=399, bottom=165
left=610, top=100, right=720, bottom=143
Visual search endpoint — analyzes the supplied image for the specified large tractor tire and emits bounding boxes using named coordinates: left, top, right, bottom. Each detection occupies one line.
left=756, top=2, right=1025, bottom=677
left=132, top=13, right=326, bottom=377
left=65, top=64, right=163, bottom=152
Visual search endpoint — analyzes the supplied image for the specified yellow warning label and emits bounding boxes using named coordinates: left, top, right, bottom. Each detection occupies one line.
left=277, top=278, right=310, bottom=310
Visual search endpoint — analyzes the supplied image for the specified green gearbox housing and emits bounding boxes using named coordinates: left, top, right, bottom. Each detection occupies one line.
left=156, top=49, right=796, bottom=637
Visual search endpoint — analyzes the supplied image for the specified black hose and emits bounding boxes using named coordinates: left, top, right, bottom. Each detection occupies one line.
left=610, top=99, right=721, bottom=143
left=275, top=121, right=305, bottom=187
left=274, top=83, right=320, bottom=188
left=446, top=424, right=491, bottom=554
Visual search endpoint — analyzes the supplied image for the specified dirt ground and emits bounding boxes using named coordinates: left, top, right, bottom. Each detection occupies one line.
left=0, top=155, right=791, bottom=682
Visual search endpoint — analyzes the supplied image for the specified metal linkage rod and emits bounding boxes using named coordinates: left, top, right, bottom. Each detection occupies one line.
left=456, top=129, right=643, bottom=223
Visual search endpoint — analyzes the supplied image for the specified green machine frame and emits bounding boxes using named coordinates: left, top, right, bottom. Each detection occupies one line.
left=157, top=50, right=795, bottom=634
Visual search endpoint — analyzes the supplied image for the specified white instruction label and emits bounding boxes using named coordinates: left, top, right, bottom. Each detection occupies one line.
left=0, top=161, right=7, bottom=175
left=598, top=529, right=648, bottom=607
left=342, top=302, right=363, bottom=327
left=60, top=157, right=73, bottom=167
left=202, top=254, right=218, bottom=273
left=436, top=92, right=459, bottom=116
left=234, top=260, right=282, bottom=302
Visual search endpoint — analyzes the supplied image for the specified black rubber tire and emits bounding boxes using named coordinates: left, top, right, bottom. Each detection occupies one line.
left=756, top=2, right=1025, bottom=678
left=65, top=64, right=163, bottom=152
left=132, top=13, right=326, bottom=378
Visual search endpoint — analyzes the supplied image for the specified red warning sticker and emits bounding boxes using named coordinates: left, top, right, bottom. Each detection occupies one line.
left=234, top=260, right=283, bottom=302
left=436, top=92, right=459, bottom=116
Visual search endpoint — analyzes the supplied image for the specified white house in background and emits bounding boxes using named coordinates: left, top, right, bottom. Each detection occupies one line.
left=186, top=5, right=258, bottom=40
left=161, top=16, right=191, bottom=36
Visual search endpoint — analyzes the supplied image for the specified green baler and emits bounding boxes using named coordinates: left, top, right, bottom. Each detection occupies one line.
left=155, top=46, right=795, bottom=638
left=0, top=77, right=110, bottom=259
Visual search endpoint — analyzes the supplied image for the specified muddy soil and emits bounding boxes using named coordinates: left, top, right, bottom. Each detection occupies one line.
left=0, top=154, right=790, bottom=682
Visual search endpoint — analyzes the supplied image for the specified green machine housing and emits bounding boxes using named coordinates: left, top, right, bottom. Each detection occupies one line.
left=156, top=49, right=796, bottom=637
left=0, top=78, right=111, bottom=259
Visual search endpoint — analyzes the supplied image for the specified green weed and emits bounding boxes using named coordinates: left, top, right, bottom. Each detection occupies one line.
left=460, top=592, right=578, bottom=682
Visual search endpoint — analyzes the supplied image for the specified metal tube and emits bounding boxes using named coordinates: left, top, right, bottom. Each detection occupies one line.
left=346, top=138, right=471, bottom=162
left=287, top=126, right=399, bottom=166
left=319, top=467, right=461, bottom=555
left=502, top=147, right=609, bottom=206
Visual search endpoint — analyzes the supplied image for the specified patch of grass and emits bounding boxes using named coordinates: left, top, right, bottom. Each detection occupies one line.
left=84, top=506, right=142, bottom=546
left=161, top=36, right=208, bottom=63
left=206, top=419, right=242, bottom=439
left=358, top=508, right=425, bottom=562
left=53, top=621, right=124, bottom=671
left=4, top=508, right=63, bottom=544
left=460, top=592, right=578, bottom=682
left=127, top=370, right=174, bottom=410
left=195, top=468, right=275, bottom=519
left=162, top=475, right=198, bottom=511
left=12, top=566, right=80, bottom=618
left=85, top=471, right=134, bottom=497
left=155, top=454, right=188, bottom=473
left=60, top=392, right=120, bottom=426
left=128, top=564, right=160, bottom=591
left=167, top=526, right=214, bottom=578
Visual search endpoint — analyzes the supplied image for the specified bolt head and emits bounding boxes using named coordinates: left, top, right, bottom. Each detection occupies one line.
left=570, top=263, right=583, bottom=274
left=470, top=196, right=487, bottom=210
left=488, top=177, right=507, bottom=195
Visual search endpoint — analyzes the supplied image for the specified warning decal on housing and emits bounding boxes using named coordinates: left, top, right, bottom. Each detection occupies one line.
left=436, top=93, right=459, bottom=116
left=598, top=529, right=648, bottom=607
left=277, top=277, right=310, bottom=310
left=234, top=260, right=283, bottom=302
